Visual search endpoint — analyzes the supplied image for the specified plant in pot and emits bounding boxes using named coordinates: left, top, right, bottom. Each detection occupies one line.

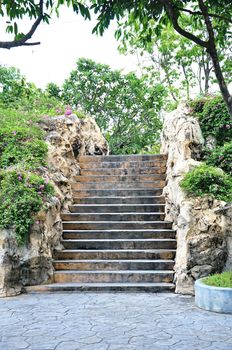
left=195, top=271, right=232, bottom=314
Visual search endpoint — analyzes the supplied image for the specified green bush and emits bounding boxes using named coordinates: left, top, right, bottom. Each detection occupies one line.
left=180, top=164, right=232, bottom=202
left=205, top=142, right=232, bottom=175
left=190, top=95, right=232, bottom=146
left=0, top=171, right=54, bottom=244
left=203, top=271, right=232, bottom=288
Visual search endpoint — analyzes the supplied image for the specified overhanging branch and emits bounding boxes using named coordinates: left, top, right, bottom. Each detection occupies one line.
left=0, top=0, right=44, bottom=49
left=159, top=0, right=209, bottom=49
left=177, top=7, right=232, bottom=24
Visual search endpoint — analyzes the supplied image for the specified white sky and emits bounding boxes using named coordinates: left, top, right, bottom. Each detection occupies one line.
left=0, top=8, right=138, bottom=89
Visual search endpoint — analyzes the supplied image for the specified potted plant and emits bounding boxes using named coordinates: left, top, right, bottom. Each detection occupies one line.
left=195, top=271, right=232, bottom=314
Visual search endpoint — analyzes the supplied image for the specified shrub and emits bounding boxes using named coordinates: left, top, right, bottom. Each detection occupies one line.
left=0, top=171, right=54, bottom=244
left=180, top=164, right=232, bottom=202
left=205, top=142, right=232, bottom=175
left=190, top=95, right=232, bottom=145
left=203, top=271, right=232, bottom=288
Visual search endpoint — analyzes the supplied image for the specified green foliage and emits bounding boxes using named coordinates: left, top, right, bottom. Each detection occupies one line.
left=63, top=58, right=165, bottom=154
left=203, top=271, right=232, bottom=288
left=205, top=142, right=232, bottom=175
left=46, top=83, right=61, bottom=100
left=180, top=164, right=232, bottom=202
left=190, top=95, right=232, bottom=145
left=0, top=170, right=54, bottom=244
left=0, top=65, right=65, bottom=116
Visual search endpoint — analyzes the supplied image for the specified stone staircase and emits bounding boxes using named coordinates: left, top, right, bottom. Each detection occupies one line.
left=27, top=154, right=176, bottom=293
left=49, top=154, right=176, bottom=292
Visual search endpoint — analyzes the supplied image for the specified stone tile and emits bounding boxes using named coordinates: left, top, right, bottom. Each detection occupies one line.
left=0, top=293, right=231, bottom=350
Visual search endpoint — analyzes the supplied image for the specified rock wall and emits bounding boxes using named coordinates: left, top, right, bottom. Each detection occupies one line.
left=161, top=105, right=231, bottom=294
left=0, top=114, right=108, bottom=297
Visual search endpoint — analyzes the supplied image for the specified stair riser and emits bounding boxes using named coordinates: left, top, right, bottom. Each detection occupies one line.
left=80, top=167, right=166, bottom=176
left=54, top=272, right=173, bottom=283
left=62, top=213, right=165, bottom=221
left=62, top=240, right=176, bottom=250
left=69, top=205, right=165, bottom=213
left=73, top=189, right=163, bottom=197
left=79, top=161, right=166, bottom=169
left=63, top=231, right=176, bottom=240
left=25, top=284, right=175, bottom=292
left=74, top=175, right=166, bottom=182
left=53, top=261, right=175, bottom=271
left=72, top=181, right=166, bottom=190
left=73, top=196, right=165, bottom=205
left=78, top=155, right=167, bottom=162
left=55, top=251, right=175, bottom=260
left=62, top=222, right=172, bottom=230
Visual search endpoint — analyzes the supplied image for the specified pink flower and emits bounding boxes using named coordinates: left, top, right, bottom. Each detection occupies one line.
left=39, top=184, right=45, bottom=190
left=65, top=106, right=72, bottom=116
left=36, top=221, right=40, bottom=225
left=12, top=131, right=17, bottom=135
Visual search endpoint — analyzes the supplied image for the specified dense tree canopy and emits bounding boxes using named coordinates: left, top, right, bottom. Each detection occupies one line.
left=62, top=58, right=165, bottom=154
left=90, top=0, right=232, bottom=115
left=1, top=0, right=231, bottom=114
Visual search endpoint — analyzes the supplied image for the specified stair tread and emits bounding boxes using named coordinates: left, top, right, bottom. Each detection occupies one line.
left=61, top=239, right=176, bottom=242
left=54, top=270, right=174, bottom=274
left=70, top=204, right=165, bottom=207
left=26, top=282, right=175, bottom=288
left=57, top=249, right=176, bottom=252
left=63, top=229, right=174, bottom=232
left=53, top=259, right=175, bottom=263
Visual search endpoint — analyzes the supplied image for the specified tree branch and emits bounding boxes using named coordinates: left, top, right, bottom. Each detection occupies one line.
left=0, top=0, right=44, bottom=49
left=158, top=0, right=209, bottom=49
left=177, top=7, right=232, bottom=23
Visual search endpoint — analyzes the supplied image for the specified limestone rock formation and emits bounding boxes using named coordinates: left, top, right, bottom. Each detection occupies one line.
left=0, top=114, right=108, bottom=297
left=161, top=104, right=231, bottom=294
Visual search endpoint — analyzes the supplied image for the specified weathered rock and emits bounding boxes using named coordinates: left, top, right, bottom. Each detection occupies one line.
left=161, top=104, right=231, bottom=295
left=0, top=114, right=108, bottom=297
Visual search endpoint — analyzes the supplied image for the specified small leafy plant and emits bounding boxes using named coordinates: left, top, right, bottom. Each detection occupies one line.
left=180, top=164, right=232, bottom=202
left=205, top=142, right=232, bottom=175
left=190, top=95, right=232, bottom=146
left=202, top=271, right=232, bottom=288
left=0, top=171, right=54, bottom=244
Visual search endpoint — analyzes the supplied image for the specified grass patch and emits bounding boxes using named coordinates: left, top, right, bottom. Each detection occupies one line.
left=202, top=272, right=232, bottom=288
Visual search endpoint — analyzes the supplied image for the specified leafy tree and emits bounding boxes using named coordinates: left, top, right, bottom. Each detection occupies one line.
left=89, top=0, right=232, bottom=116
left=62, top=58, right=165, bottom=154
left=46, top=83, right=61, bottom=100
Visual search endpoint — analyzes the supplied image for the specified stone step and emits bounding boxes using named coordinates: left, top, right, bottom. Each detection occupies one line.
left=79, top=161, right=167, bottom=169
left=25, top=282, right=175, bottom=293
left=61, top=239, right=177, bottom=250
left=54, top=270, right=174, bottom=283
left=78, top=154, right=167, bottom=163
left=74, top=174, right=166, bottom=182
left=73, top=189, right=163, bottom=197
left=80, top=167, right=166, bottom=176
left=55, top=249, right=176, bottom=260
left=62, top=221, right=172, bottom=230
left=69, top=204, right=165, bottom=213
left=61, top=212, right=165, bottom=222
left=53, top=259, right=175, bottom=271
left=73, top=196, right=165, bottom=205
left=62, top=229, right=176, bottom=240
left=72, top=181, right=166, bottom=190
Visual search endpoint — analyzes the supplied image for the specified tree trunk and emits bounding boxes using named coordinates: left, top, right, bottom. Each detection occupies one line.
left=198, top=0, right=232, bottom=116
left=161, top=0, right=232, bottom=116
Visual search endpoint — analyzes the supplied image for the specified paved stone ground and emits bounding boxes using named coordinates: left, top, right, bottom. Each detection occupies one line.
left=0, top=292, right=232, bottom=350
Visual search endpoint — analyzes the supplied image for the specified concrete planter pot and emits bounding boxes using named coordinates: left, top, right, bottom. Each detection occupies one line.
left=195, top=278, right=232, bottom=314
